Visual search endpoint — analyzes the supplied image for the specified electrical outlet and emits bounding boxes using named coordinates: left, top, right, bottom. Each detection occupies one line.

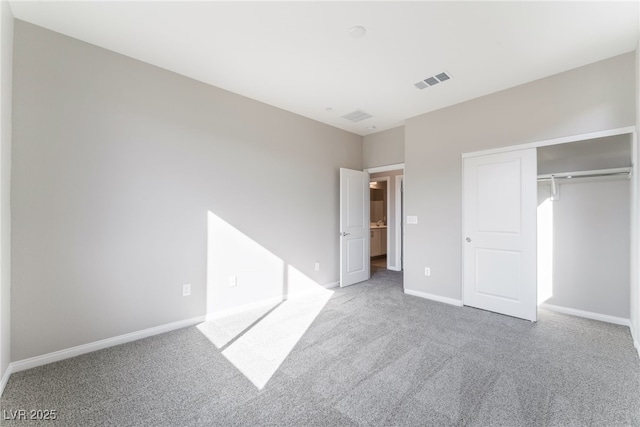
left=315, top=262, right=320, bottom=271
left=424, top=267, right=431, bottom=276
left=229, top=276, right=237, bottom=287
left=182, top=283, right=191, bottom=296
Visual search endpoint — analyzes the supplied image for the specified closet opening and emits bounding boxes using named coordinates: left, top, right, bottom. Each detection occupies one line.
left=536, top=133, right=632, bottom=324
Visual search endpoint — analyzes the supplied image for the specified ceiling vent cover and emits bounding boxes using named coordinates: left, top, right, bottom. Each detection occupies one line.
left=342, top=110, right=373, bottom=122
left=414, top=71, right=452, bottom=90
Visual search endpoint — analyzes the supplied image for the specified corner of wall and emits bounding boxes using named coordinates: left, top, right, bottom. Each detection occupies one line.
left=633, top=31, right=640, bottom=359
left=0, top=0, right=14, bottom=396
left=362, top=126, right=405, bottom=169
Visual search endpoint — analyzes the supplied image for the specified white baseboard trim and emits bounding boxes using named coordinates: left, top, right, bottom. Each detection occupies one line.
left=0, top=364, right=12, bottom=397
left=323, top=281, right=340, bottom=289
left=207, top=282, right=340, bottom=321
left=540, top=303, right=631, bottom=327
left=387, top=266, right=401, bottom=272
left=207, top=296, right=284, bottom=321
left=10, top=315, right=206, bottom=375
left=630, top=322, right=640, bottom=359
left=404, top=288, right=463, bottom=307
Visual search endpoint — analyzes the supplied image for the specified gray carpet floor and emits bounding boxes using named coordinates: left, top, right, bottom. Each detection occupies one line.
left=2, top=269, right=639, bottom=426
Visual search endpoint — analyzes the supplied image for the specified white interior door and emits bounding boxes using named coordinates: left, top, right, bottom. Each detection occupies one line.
left=463, top=148, right=537, bottom=321
left=340, top=168, right=370, bottom=287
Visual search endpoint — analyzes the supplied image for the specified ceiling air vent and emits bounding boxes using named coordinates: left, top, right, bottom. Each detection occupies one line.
left=414, top=71, right=452, bottom=90
left=341, top=110, right=372, bottom=122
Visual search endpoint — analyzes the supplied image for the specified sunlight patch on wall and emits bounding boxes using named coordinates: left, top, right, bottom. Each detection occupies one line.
left=206, top=211, right=284, bottom=314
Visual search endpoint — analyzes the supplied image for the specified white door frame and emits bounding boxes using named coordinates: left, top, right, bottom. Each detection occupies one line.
left=461, top=127, right=637, bottom=332
left=365, top=163, right=405, bottom=272
left=395, top=175, right=404, bottom=272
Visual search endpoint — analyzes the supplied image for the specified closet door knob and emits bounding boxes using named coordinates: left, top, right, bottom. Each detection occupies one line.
left=466, top=237, right=471, bottom=242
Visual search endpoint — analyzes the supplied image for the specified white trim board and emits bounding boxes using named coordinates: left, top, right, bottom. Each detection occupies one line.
left=365, top=163, right=405, bottom=174
left=207, top=296, right=284, bottom=322
left=9, top=315, right=206, bottom=375
left=631, top=322, right=640, bottom=359
left=404, top=288, right=463, bottom=307
left=323, top=280, right=340, bottom=289
left=0, top=365, right=10, bottom=397
left=631, top=323, right=640, bottom=359
left=207, top=281, right=339, bottom=321
left=539, top=303, right=631, bottom=327
left=394, top=175, right=404, bottom=272
left=462, top=126, right=636, bottom=158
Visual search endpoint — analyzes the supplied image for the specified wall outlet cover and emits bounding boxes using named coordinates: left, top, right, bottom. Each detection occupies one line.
left=182, top=284, right=191, bottom=296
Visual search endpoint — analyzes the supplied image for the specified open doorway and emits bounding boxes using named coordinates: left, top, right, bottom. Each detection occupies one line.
left=369, top=168, right=404, bottom=274
left=369, top=178, right=388, bottom=272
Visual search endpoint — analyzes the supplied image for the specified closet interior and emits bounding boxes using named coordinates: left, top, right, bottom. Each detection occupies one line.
left=536, top=134, right=632, bottom=320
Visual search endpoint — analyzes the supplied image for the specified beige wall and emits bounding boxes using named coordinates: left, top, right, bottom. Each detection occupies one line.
left=363, top=126, right=404, bottom=169
left=11, top=21, right=362, bottom=361
left=404, top=52, right=635, bottom=301
left=0, top=0, right=13, bottom=381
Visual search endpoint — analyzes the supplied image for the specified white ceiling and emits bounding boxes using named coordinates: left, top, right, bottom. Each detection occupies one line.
left=8, top=1, right=640, bottom=136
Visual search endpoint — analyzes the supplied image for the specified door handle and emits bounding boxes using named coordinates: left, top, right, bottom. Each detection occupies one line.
left=341, top=232, right=350, bottom=237
left=466, top=237, right=471, bottom=242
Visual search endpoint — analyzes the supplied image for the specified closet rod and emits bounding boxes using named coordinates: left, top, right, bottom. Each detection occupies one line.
left=537, top=167, right=631, bottom=181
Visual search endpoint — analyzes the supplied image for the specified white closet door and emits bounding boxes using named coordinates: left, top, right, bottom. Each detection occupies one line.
left=463, top=148, right=537, bottom=321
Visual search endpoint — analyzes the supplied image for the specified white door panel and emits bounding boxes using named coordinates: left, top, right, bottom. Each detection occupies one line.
left=475, top=248, right=521, bottom=300
left=340, top=168, right=370, bottom=287
left=476, top=160, right=522, bottom=233
left=463, top=149, right=537, bottom=321
left=346, top=238, right=366, bottom=272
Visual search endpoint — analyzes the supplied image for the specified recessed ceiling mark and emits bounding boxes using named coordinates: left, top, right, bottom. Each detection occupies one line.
left=342, top=110, right=372, bottom=122
left=414, top=71, right=453, bottom=90
left=349, top=26, right=366, bottom=38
